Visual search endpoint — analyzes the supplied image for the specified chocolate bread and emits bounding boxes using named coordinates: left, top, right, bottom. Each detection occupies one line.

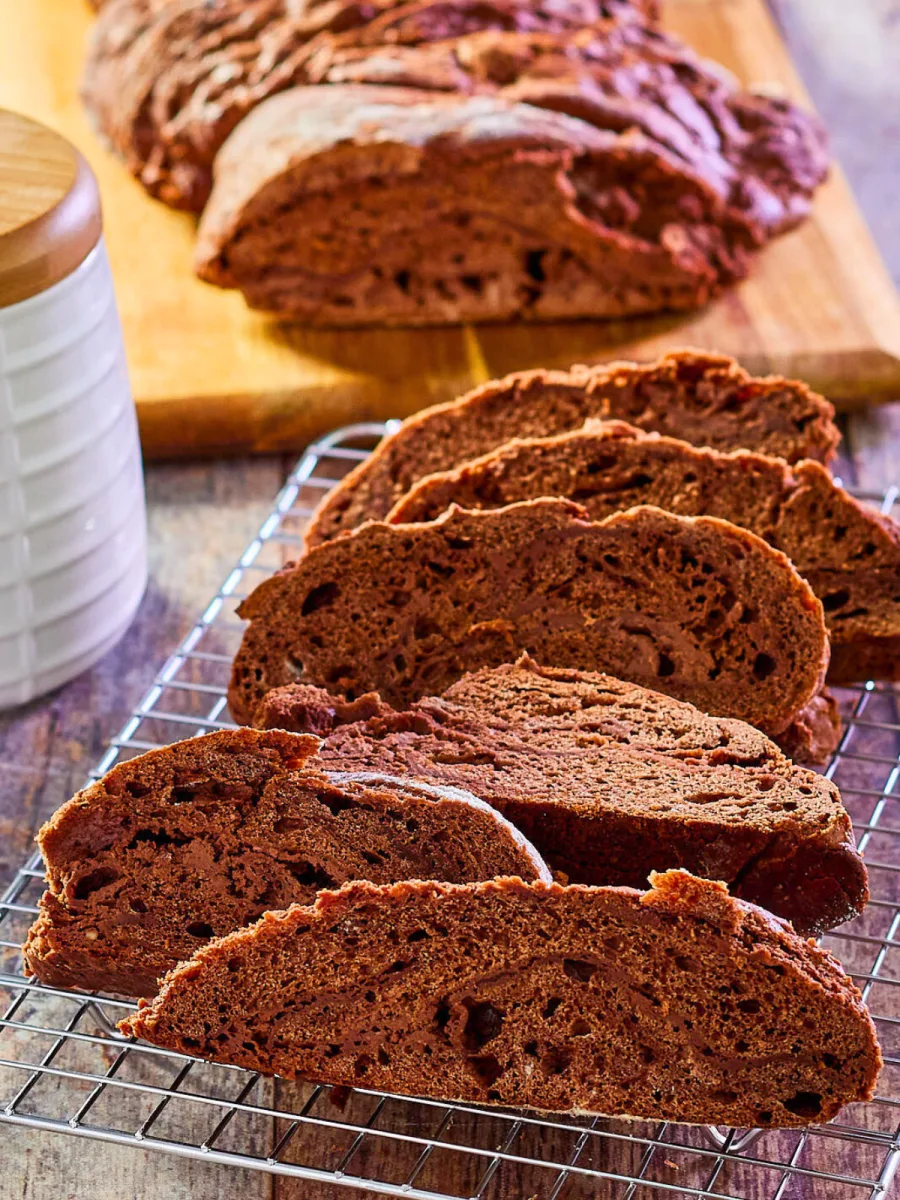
left=83, top=0, right=655, bottom=211
left=304, top=351, right=839, bottom=547
left=386, top=420, right=900, bottom=682
left=230, top=499, right=829, bottom=746
left=120, top=873, right=882, bottom=1127
left=195, top=84, right=759, bottom=323
left=23, top=728, right=549, bottom=997
left=254, top=656, right=864, bottom=934
left=305, top=22, right=827, bottom=240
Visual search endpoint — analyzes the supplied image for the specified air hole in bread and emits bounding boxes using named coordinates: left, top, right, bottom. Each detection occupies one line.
left=301, top=582, right=341, bottom=617
left=470, top=1054, right=504, bottom=1086
left=657, top=652, right=675, bottom=677
left=73, top=868, right=119, bottom=901
left=287, top=862, right=335, bottom=889
left=783, top=1091, right=822, bottom=1118
left=434, top=999, right=451, bottom=1033
left=542, top=1047, right=572, bottom=1076
left=822, top=589, right=850, bottom=613
left=524, top=250, right=546, bottom=282
left=753, top=653, right=777, bottom=680
left=674, top=955, right=698, bottom=971
left=274, top=817, right=304, bottom=834
left=563, top=959, right=596, bottom=983
left=187, top=921, right=214, bottom=939
left=316, top=791, right=354, bottom=817
left=464, top=1001, right=505, bottom=1050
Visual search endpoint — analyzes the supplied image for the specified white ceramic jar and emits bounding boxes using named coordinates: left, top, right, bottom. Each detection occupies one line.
left=0, top=110, right=147, bottom=709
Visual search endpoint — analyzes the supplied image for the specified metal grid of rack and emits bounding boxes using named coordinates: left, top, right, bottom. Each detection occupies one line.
left=2, top=422, right=900, bottom=1199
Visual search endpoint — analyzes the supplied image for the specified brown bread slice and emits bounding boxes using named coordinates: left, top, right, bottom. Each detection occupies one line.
left=305, top=350, right=839, bottom=547
left=120, top=872, right=882, bottom=1128
left=254, top=656, right=865, bottom=935
left=194, top=84, right=758, bottom=322
left=23, top=729, right=549, bottom=997
left=386, top=420, right=900, bottom=683
left=230, top=499, right=830, bottom=747
left=84, top=0, right=656, bottom=211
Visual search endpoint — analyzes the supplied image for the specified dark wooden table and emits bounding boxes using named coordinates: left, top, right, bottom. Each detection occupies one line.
left=2, top=2, right=899, bottom=1196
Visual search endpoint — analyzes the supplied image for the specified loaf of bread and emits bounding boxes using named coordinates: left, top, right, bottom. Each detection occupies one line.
left=231, top=500, right=830, bottom=749
left=253, top=656, right=864, bottom=934
left=83, top=0, right=657, bottom=210
left=304, top=22, right=827, bottom=240
left=23, top=728, right=549, bottom=997
left=304, top=350, right=839, bottom=547
left=120, top=872, right=882, bottom=1127
left=386, top=420, right=900, bottom=683
left=195, top=84, right=761, bottom=323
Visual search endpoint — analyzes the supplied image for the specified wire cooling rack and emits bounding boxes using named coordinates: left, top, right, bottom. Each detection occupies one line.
left=3, top=422, right=900, bottom=1199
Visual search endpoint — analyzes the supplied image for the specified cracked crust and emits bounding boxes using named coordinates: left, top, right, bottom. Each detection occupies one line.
left=83, top=0, right=660, bottom=211
left=120, top=873, right=882, bottom=1128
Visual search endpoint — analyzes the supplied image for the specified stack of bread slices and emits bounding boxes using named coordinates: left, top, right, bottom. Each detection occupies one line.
left=25, top=349, right=894, bottom=1128
left=81, top=0, right=829, bottom=325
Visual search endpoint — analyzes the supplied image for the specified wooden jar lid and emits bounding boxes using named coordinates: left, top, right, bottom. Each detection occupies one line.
left=0, top=109, right=102, bottom=308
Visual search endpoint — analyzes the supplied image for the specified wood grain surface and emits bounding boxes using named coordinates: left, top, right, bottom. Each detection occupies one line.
left=2, top=1, right=900, bottom=1198
left=1, top=0, right=900, bottom=458
left=0, top=109, right=102, bottom=306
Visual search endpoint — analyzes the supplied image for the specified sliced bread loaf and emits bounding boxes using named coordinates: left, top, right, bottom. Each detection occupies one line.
left=386, top=420, right=900, bottom=682
left=306, top=21, right=827, bottom=239
left=194, top=85, right=759, bottom=322
left=305, top=350, right=838, bottom=547
left=120, top=873, right=882, bottom=1128
left=86, top=0, right=650, bottom=210
left=23, top=728, right=549, bottom=997
left=230, top=499, right=830, bottom=750
left=253, top=656, right=864, bottom=935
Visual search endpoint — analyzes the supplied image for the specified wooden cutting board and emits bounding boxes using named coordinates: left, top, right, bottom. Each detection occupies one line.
left=2, top=0, right=900, bottom=457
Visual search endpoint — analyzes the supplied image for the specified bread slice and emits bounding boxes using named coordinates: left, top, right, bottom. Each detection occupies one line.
left=304, top=351, right=839, bottom=547
left=253, top=656, right=864, bottom=935
left=231, top=499, right=830, bottom=748
left=120, top=872, right=882, bottom=1128
left=84, top=0, right=659, bottom=211
left=23, top=728, right=549, bottom=997
left=194, top=84, right=759, bottom=322
left=386, top=419, right=900, bottom=683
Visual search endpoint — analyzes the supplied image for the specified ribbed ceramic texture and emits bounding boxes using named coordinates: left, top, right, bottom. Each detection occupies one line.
left=0, top=238, right=147, bottom=708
